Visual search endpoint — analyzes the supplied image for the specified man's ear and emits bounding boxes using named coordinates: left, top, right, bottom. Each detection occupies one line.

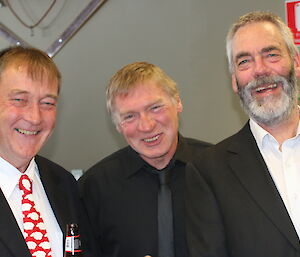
left=293, top=54, right=300, bottom=78
left=116, top=124, right=122, bottom=133
left=231, top=74, right=238, bottom=93
left=176, top=96, right=183, bottom=113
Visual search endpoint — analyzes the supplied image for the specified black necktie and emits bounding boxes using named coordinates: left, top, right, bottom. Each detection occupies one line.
left=158, top=170, right=174, bottom=257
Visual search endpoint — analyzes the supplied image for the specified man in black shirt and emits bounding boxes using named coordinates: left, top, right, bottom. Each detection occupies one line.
left=79, top=62, right=211, bottom=257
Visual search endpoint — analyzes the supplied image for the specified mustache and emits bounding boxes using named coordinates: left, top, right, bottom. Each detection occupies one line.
left=237, top=68, right=296, bottom=93
left=238, top=75, right=287, bottom=91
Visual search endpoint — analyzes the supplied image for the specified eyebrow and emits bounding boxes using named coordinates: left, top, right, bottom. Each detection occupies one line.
left=260, top=46, right=280, bottom=54
left=118, top=99, right=164, bottom=116
left=9, top=89, right=58, bottom=100
left=43, top=94, right=58, bottom=101
left=235, top=52, right=250, bottom=62
left=10, top=89, right=28, bottom=94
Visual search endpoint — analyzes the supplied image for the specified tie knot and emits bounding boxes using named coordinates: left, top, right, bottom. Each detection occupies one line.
left=19, top=174, right=32, bottom=194
left=158, top=172, right=167, bottom=185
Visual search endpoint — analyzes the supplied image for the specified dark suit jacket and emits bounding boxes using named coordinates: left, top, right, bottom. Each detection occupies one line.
left=186, top=122, right=300, bottom=257
left=0, top=155, right=85, bottom=257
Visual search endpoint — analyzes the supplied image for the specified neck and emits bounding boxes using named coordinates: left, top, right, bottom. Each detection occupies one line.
left=259, top=106, right=300, bottom=147
left=0, top=154, right=29, bottom=173
left=141, top=135, right=179, bottom=170
left=146, top=156, right=173, bottom=170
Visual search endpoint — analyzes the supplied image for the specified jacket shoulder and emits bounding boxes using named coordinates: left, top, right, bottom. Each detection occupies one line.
left=35, top=155, right=75, bottom=181
left=192, top=124, right=252, bottom=170
left=80, top=146, right=133, bottom=179
left=183, top=137, right=213, bottom=148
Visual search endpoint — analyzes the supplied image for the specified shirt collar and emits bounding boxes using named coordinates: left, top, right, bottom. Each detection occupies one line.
left=249, top=114, right=300, bottom=149
left=0, top=157, right=37, bottom=199
left=125, top=133, right=186, bottom=178
left=249, top=119, right=270, bottom=149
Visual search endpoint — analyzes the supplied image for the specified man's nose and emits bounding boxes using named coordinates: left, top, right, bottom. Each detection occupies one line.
left=24, top=103, right=42, bottom=125
left=253, top=56, right=271, bottom=78
left=138, top=113, right=155, bottom=132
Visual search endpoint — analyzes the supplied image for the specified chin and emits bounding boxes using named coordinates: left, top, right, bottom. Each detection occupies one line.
left=16, top=150, right=37, bottom=160
left=145, top=150, right=169, bottom=159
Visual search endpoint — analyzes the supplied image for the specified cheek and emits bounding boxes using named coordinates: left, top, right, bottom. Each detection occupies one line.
left=120, top=125, right=137, bottom=140
left=277, top=65, right=292, bottom=77
left=44, top=112, right=57, bottom=128
left=235, top=72, right=252, bottom=88
left=163, top=111, right=179, bottom=126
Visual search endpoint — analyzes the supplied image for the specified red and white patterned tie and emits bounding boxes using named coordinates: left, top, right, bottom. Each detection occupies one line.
left=19, top=174, right=52, bottom=257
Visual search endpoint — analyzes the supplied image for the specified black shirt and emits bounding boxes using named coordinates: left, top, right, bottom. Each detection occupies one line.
left=79, top=135, right=211, bottom=257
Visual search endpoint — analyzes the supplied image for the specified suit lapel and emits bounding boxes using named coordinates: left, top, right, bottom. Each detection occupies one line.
left=36, top=156, right=69, bottom=235
left=227, top=123, right=299, bottom=250
left=0, top=189, right=31, bottom=257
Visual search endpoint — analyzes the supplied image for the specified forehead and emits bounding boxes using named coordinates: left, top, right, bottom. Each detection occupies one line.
left=113, top=81, right=171, bottom=112
left=232, top=21, right=288, bottom=57
left=0, top=65, right=59, bottom=93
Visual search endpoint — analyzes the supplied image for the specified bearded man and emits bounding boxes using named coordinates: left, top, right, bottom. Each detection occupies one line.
left=185, top=11, right=300, bottom=257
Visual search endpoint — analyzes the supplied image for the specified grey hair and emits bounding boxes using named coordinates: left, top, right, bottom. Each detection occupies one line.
left=226, top=11, right=299, bottom=73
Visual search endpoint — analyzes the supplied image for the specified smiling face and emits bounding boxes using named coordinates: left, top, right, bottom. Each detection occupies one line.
left=0, top=65, right=58, bottom=172
left=231, top=21, right=300, bottom=127
left=114, top=81, right=182, bottom=169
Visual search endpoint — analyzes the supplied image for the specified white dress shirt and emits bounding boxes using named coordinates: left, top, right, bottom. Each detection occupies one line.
left=0, top=157, right=63, bottom=257
left=250, top=118, right=300, bottom=239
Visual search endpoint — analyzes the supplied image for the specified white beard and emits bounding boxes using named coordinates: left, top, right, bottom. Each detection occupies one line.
left=237, top=72, right=298, bottom=127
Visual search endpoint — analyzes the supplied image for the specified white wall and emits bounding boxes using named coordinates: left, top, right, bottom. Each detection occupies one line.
left=0, top=0, right=285, bottom=171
